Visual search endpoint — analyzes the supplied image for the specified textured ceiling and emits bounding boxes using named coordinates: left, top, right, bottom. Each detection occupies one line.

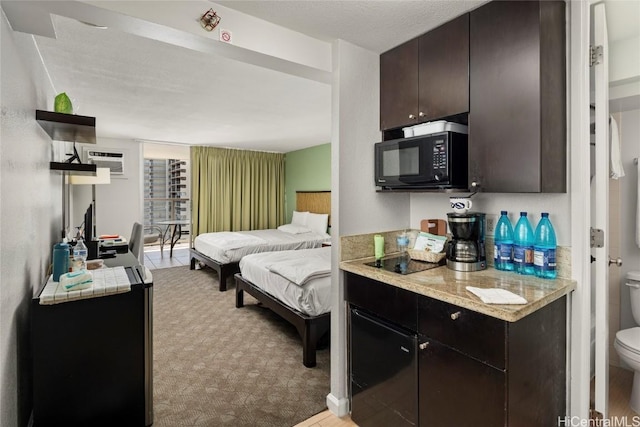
left=32, top=15, right=332, bottom=152
left=216, top=0, right=488, bottom=53
left=11, top=1, right=640, bottom=152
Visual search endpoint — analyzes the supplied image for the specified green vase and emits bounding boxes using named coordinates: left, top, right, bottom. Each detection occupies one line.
left=54, top=93, right=73, bottom=114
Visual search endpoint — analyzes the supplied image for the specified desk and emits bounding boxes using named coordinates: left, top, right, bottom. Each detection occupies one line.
left=32, top=251, right=153, bottom=426
left=156, top=219, right=189, bottom=257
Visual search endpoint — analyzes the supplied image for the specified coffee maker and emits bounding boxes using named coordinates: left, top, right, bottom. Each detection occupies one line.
left=446, top=212, right=486, bottom=271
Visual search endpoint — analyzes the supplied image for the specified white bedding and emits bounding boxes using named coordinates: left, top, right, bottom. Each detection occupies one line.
left=239, top=247, right=332, bottom=317
left=193, top=229, right=330, bottom=264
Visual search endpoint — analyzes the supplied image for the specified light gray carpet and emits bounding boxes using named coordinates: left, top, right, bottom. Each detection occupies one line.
left=151, top=266, right=330, bottom=427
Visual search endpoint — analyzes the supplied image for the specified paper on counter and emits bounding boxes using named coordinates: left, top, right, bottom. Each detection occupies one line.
left=466, top=286, right=527, bottom=305
left=413, top=232, right=447, bottom=253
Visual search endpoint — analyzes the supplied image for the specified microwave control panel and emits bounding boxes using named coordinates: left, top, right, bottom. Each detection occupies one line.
left=431, top=139, right=448, bottom=173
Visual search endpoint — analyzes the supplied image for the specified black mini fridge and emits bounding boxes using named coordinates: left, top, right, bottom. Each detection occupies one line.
left=350, top=308, right=418, bottom=427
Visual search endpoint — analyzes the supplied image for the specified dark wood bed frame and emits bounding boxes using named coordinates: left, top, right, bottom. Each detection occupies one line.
left=234, top=273, right=330, bottom=368
left=189, top=248, right=239, bottom=292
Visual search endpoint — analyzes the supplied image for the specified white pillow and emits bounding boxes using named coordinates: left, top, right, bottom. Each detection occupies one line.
left=277, top=224, right=312, bottom=234
left=306, top=213, right=329, bottom=235
left=291, top=211, right=309, bottom=226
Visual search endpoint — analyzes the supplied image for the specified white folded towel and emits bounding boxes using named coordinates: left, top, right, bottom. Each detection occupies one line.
left=60, top=270, right=93, bottom=291
left=267, top=256, right=331, bottom=286
left=610, top=115, right=625, bottom=179
left=466, top=286, right=527, bottom=305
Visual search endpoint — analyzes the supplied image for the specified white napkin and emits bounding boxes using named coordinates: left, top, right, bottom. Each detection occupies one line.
left=466, top=286, right=527, bottom=305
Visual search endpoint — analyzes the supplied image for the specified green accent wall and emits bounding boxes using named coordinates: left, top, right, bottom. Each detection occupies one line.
left=284, top=143, right=331, bottom=223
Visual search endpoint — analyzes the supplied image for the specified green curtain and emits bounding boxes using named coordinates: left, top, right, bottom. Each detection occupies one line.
left=191, top=146, right=285, bottom=237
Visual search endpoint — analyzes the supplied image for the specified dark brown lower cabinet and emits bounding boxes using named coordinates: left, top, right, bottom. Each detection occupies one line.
left=345, top=272, right=566, bottom=426
left=419, top=339, right=505, bottom=426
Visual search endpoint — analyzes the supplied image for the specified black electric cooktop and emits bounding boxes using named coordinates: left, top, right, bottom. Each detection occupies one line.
left=365, top=255, right=445, bottom=275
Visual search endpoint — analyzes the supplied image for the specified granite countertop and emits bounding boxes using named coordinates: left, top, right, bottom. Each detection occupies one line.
left=340, top=256, right=576, bottom=322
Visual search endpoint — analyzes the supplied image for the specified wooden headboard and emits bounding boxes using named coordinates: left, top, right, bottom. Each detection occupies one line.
left=296, top=191, right=331, bottom=225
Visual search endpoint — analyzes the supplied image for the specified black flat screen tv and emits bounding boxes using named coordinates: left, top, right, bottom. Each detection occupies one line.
left=83, top=202, right=94, bottom=242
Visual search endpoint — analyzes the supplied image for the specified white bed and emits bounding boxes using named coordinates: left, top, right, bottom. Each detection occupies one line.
left=190, top=206, right=331, bottom=292
left=235, top=246, right=332, bottom=367
left=238, top=246, right=332, bottom=317
left=193, top=229, right=330, bottom=265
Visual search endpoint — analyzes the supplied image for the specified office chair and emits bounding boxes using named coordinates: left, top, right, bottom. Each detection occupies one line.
left=129, top=222, right=143, bottom=262
left=143, top=225, right=164, bottom=254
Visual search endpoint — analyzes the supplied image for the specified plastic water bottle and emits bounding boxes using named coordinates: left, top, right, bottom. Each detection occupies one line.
left=534, top=212, right=557, bottom=279
left=494, top=211, right=514, bottom=271
left=52, top=241, right=70, bottom=281
left=513, top=212, right=535, bottom=275
left=73, top=238, right=88, bottom=271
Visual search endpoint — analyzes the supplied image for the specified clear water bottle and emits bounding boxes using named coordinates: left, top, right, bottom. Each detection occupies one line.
left=494, top=211, right=514, bottom=271
left=534, top=212, right=557, bottom=279
left=513, top=212, right=535, bottom=275
left=73, top=238, right=88, bottom=271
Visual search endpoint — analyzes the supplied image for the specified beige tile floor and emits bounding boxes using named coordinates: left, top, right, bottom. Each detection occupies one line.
left=143, top=241, right=191, bottom=270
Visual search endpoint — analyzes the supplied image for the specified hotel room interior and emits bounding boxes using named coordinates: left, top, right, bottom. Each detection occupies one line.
left=1, top=1, right=640, bottom=426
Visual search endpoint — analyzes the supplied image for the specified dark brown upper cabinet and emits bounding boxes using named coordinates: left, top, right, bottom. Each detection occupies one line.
left=380, top=14, right=470, bottom=132
left=418, top=13, right=469, bottom=125
left=380, top=38, right=420, bottom=131
left=468, top=1, right=566, bottom=193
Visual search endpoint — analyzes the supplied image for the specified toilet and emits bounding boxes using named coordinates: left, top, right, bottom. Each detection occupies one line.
left=614, top=271, right=640, bottom=413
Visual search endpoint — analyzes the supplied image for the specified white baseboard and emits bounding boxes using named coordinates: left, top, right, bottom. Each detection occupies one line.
left=326, top=393, right=349, bottom=417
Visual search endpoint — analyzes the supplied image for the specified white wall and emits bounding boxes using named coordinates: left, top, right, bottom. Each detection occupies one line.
left=0, top=13, right=60, bottom=427
left=335, top=47, right=410, bottom=235
left=616, top=108, right=640, bottom=332
left=410, top=192, right=571, bottom=245
left=143, top=142, right=190, bottom=160
left=609, top=35, right=640, bottom=85
left=328, top=38, right=410, bottom=416
left=73, top=139, right=143, bottom=240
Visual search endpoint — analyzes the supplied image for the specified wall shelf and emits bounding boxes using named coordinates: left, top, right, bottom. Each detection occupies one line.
left=36, top=110, right=96, bottom=144
left=50, top=162, right=97, bottom=175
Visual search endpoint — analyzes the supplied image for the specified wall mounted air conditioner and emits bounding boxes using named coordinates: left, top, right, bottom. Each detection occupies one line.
left=86, top=149, right=125, bottom=175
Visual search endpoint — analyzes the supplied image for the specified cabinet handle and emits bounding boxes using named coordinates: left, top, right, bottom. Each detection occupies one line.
left=419, top=111, right=425, bottom=117
left=419, top=342, right=429, bottom=350
left=409, top=114, right=416, bottom=120
left=450, top=311, right=461, bottom=320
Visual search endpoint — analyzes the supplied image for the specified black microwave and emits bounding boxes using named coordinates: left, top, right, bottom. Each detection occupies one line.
left=374, top=131, right=468, bottom=189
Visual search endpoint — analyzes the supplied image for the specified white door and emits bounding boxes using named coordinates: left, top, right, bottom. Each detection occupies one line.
left=592, top=1, right=610, bottom=417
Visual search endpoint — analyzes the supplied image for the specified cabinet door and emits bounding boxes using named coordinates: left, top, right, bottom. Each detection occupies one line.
left=380, top=38, right=419, bottom=131
left=418, top=13, right=469, bottom=122
left=469, top=1, right=565, bottom=192
left=419, top=339, right=505, bottom=426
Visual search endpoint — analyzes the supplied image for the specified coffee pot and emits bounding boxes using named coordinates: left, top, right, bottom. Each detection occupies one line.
left=446, top=212, right=486, bottom=271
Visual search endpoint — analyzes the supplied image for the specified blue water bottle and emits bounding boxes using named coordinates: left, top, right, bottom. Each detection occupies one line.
left=52, top=241, right=70, bottom=281
left=513, top=212, right=535, bottom=275
left=494, top=211, right=514, bottom=271
left=534, top=212, right=557, bottom=279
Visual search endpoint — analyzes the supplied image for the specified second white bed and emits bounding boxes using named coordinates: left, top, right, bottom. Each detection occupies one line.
left=238, top=246, right=332, bottom=317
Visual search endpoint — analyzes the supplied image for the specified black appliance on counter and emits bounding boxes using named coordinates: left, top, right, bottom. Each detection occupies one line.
left=446, top=212, right=486, bottom=271
left=374, top=131, right=468, bottom=190
left=365, top=254, right=444, bottom=275
left=350, top=308, right=418, bottom=427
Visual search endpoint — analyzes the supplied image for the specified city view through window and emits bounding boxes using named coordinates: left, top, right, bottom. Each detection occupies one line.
left=143, top=158, right=190, bottom=246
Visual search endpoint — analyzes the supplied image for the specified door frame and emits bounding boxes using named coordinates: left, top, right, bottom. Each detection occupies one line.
left=569, top=0, right=593, bottom=419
